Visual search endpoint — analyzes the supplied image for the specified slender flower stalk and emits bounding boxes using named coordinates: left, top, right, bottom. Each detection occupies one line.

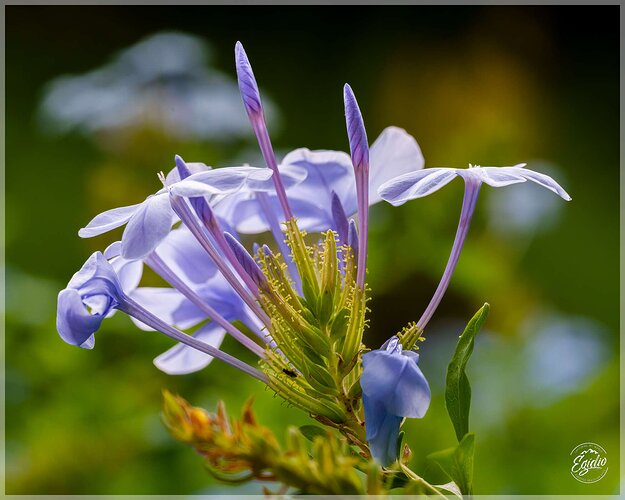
left=343, top=84, right=369, bottom=288
left=379, top=163, right=571, bottom=329
left=416, top=177, right=481, bottom=330
left=235, top=41, right=301, bottom=290
left=121, top=296, right=267, bottom=382
left=166, top=189, right=270, bottom=326
left=174, top=155, right=264, bottom=297
left=56, top=251, right=266, bottom=382
left=145, top=252, right=265, bottom=358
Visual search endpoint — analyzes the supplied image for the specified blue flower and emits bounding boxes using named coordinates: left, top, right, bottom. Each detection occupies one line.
left=378, top=163, right=571, bottom=206
left=78, top=161, right=276, bottom=259
left=56, top=251, right=127, bottom=349
left=378, top=163, right=571, bottom=330
left=360, top=337, right=431, bottom=466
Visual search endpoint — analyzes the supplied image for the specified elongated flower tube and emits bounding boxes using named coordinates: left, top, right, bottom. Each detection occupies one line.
left=174, top=155, right=265, bottom=297
left=166, top=189, right=270, bottom=326
left=343, top=84, right=369, bottom=289
left=379, top=163, right=572, bottom=329
left=360, top=337, right=431, bottom=466
left=56, top=252, right=267, bottom=382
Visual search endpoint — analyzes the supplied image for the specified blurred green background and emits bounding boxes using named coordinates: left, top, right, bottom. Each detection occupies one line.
left=5, top=5, right=620, bottom=495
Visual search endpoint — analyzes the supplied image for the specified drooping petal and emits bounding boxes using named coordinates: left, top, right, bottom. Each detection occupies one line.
left=369, top=127, right=425, bottom=205
left=153, top=322, right=228, bottom=375
left=361, top=348, right=431, bottom=419
left=56, top=288, right=103, bottom=349
left=378, top=168, right=457, bottom=206
left=78, top=203, right=142, bottom=238
left=362, top=394, right=403, bottom=466
left=516, top=168, right=572, bottom=201
left=121, top=193, right=174, bottom=260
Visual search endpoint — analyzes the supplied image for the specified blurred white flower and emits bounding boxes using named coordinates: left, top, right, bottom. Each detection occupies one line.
left=39, top=31, right=280, bottom=141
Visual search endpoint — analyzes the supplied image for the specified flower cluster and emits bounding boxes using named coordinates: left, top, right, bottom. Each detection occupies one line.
left=57, top=41, right=571, bottom=474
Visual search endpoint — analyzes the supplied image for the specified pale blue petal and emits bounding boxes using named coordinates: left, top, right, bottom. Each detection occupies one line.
left=121, top=193, right=174, bottom=260
left=517, top=169, right=572, bottom=201
left=476, top=167, right=526, bottom=187
left=277, top=163, right=309, bottom=188
left=212, top=192, right=268, bottom=234
left=369, top=127, right=425, bottom=205
left=282, top=147, right=356, bottom=225
left=103, top=241, right=122, bottom=259
left=129, top=287, right=205, bottom=331
left=194, top=277, right=244, bottom=319
left=361, top=349, right=431, bottom=418
left=153, top=322, right=227, bottom=375
left=103, top=242, right=144, bottom=293
left=169, top=166, right=273, bottom=197
left=78, top=203, right=141, bottom=238
left=66, top=252, right=122, bottom=296
left=363, top=394, right=403, bottom=466
left=378, top=168, right=457, bottom=206
left=56, top=288, right=103, bottom=349
left=155, top=226, right=218, bottom=285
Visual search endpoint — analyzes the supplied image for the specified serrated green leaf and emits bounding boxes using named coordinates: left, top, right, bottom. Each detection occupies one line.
left=427, top=433, right=475, bottom=495
left=445, top=303, right=489, bottom=442
left=298, top=425, right=327, bottom=442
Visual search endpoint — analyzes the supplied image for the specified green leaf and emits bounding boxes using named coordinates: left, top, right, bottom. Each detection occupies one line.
left=427, top=433, right=475, bottom=495
left=445, top=303, right=489, bottom=442
left=298, top=425, right=327, bottom=442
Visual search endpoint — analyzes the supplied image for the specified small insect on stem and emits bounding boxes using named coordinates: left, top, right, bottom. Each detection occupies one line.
left=282, top=368, right=297, bottom=378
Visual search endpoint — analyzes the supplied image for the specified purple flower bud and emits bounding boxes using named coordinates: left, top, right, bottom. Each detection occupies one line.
left=174, top=154, right=192, bottom=179
left=235, top=41, right=262, bottom=118
left=224, top=231, right=269, bottom=291
left=331, top=191, right=349, bottom=245
left=261, top=243, right=274, bottom=257
left=343, top=83, right=369, bottom=172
